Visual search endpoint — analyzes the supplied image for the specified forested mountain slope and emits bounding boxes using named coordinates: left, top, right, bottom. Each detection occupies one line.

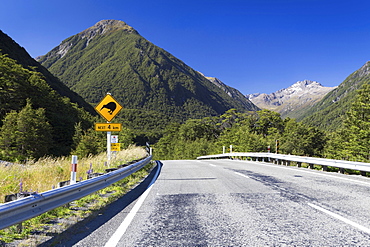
left=0, top=30, right=95, bottom=114
left=38, top=20, right=258, bottom=122
left=301, top=61, right=370, bottom=131
left=0, top=31, right=94, bottom=159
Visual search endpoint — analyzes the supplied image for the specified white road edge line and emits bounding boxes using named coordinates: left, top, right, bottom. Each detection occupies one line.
left=104, top=161, right=162, bottom=247
left=234, top=172, right=249, bottom=179
left=307, top=203, right=370, bottom=235
left=104, top=184, right=154, bottom=247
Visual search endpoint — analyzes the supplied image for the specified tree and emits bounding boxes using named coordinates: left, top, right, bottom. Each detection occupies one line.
left=153, top=122, right=181, bottom=160
left=324, top=130, right=349, bottom=160
left=254, top=110, right=284, bottom=137
left=337, top=83, right=370, bottom=161
left=73, top=129, right=105, bottom=157
left=178, top=119, right=220, bottom=142
left=281, top=118, right=326, bottom=157
left=0, top=100, right=52, bottom=161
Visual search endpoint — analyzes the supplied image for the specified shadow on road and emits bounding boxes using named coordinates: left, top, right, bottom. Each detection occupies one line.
left=38, top=161, right=163, bottom=247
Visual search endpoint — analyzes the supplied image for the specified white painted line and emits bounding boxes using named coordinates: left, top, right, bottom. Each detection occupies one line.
left=234, top=172, right=249, bottom=179
left=308, top=203, right=370, bottom=235
left=104, top=162, right=162, bottom=247
left=104, top=185, right=153, bottom=247
left=208, top=163, right=217, bottom=167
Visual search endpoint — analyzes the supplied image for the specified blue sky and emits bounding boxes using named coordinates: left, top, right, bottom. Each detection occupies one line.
left=1, top=0, right=370, bottom=94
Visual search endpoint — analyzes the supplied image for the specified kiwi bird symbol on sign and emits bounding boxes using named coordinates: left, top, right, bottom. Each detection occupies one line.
left=95, top=94, right=123, bottom=122
left=101, top=102, right=117, bottom=115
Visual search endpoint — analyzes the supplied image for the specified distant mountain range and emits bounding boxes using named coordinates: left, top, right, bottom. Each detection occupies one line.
left=246, top=60, right=370, bottom=132
left=247, top=80, right=336, bottom=119
left=37, top=20, right=258, bottom=123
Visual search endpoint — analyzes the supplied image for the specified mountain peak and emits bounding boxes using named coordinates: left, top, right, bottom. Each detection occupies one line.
left=36, top=20, right=138, bottom=61
left=292, top=80, right=322, bottom=87
left=247, top=80, right=336, bottom=118
left=79, top=20, right=137, bottom=40
left=279, top=80, right=324, bottom=95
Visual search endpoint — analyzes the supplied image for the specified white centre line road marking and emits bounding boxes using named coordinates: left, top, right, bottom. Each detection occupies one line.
left=234, top=172, right=250, bottom=179
left=308, top=203, right=370, bottom=235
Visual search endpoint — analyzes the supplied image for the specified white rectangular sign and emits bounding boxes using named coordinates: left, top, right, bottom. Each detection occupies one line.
left=111, top=135, right=118, bottom=143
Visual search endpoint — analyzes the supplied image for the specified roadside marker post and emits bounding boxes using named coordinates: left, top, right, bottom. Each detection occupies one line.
left=70, top=155, right=78, bottom=185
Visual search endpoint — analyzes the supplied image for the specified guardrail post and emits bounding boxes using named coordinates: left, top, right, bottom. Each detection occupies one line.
left=322, top=165, right=328, bottom=171
left=339, top=168, right=345, bottom=174
left=308, top=163, right=314, bottom=169
left=360, top=171, right=366, bottom=176
left=297, top=162, right=302, bottom=167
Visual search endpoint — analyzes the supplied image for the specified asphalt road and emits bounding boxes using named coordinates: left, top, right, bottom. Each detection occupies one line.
left=70, top=159, right=370, bottom=246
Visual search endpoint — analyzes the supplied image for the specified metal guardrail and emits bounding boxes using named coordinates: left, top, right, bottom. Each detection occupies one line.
left=0, top=155, right=152, bottom=230
left=197, top=152, right=370, bottom=174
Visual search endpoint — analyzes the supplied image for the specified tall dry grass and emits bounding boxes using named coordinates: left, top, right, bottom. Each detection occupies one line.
left=0, top=145, right=148, bottom=203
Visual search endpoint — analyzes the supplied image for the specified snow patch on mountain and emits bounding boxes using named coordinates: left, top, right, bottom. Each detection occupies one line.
left=246, top=80, right=337, bottom=117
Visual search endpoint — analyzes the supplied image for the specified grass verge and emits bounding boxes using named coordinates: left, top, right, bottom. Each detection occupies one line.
left=0, top=146, right=154, bottom=245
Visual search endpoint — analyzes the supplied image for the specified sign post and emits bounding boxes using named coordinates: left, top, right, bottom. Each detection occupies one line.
left=107, top=131, right=112, bottom=163
left=94, top=93, right=123, bottom=164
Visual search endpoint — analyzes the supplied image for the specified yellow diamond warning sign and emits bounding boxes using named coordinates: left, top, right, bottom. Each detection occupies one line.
left=95, top=94, right=123, bottom=122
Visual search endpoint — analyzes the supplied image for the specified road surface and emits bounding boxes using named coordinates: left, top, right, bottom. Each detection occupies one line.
left=58, top=159, right=370, bottom=246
